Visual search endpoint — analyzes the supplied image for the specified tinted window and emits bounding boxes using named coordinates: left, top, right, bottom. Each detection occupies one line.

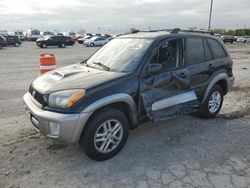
left=204, top=39, right=213, bottom=61
left=186, top=38, right=204, bottom=65
left=150, top=38, right=181, bottom=71
left=207, top=38, right=227, bottom=59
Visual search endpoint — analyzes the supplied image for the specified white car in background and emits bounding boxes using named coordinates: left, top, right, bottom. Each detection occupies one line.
left=237, top=36, right=250, bottom=43
left=83, top=36, right=108, bottom=47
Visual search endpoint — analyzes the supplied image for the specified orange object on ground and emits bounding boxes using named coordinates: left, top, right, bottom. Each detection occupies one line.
left=39, top=53, right=56, bottom=74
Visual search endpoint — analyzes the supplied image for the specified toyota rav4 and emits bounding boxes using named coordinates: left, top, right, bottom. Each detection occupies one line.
left=23, top=29, right=235, bottom=161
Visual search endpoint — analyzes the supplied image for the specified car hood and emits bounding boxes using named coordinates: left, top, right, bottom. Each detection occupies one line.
left=32, top=63, right=126, bottom=94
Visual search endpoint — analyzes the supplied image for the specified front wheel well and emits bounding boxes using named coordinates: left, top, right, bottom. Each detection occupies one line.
left=83, top=102, right=136, bottom=132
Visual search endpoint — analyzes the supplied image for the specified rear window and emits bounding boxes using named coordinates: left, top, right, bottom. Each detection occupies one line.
left=185, top=37, right=205, bottom=65
left=207, top=38, right=227, bottom=59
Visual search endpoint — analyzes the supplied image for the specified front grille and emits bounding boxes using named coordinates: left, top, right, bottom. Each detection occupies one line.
left=29, top=86, right=46, bottom=106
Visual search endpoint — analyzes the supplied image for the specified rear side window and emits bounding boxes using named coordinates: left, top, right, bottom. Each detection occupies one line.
left=207, top=38, right=227, bottom=59
left=204, top=39, right=213, bottom=61
left=185, top=37, right=205, bottom=65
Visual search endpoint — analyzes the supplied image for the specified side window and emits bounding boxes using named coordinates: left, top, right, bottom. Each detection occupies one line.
left=150, top=38, right=181, bottom=71
left=207, top=38, right=227, bottom=59
left=204, top=39, right=213, bottom=61
left=185, top=37, right=204, bottom=65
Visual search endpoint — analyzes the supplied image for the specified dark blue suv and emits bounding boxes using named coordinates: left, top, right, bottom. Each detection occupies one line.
left=24, top=29, right=235, bottom=160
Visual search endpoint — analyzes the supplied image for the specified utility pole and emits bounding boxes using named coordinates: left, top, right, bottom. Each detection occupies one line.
left=208, top=0, right=214, bottom=31
left=98, top=27, right=101, bottom=34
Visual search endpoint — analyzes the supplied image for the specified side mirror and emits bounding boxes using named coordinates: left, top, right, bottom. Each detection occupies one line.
left=148, top=63, right=162, bottom=74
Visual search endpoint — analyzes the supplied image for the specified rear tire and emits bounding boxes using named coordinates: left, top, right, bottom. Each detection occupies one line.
left=79, top=107, right=129, bottom=161
left=199, top=85, right=224, bottom=118
left=0, top=44, right=2, bottom=49
left=14, top=42, right=20, bottom=47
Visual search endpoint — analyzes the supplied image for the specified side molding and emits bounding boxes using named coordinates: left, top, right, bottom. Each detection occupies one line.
left=152, top=90, right=197, bottom=111
left=202, top=73, right=229, bottom=103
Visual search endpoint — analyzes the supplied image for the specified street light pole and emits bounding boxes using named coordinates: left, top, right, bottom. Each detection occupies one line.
left=208, top=0, right=214, bottom=31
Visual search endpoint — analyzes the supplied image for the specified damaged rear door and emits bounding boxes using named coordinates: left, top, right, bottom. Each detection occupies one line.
left=140, top=37, right=198, bottom=123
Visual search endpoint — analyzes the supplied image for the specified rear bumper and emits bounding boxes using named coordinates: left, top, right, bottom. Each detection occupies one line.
left=23, top=92, right=91, bottom=143
left=228, top=76, right=235, bottom=90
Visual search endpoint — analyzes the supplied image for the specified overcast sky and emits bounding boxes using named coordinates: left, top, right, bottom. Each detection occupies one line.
left=0, top=0, right=249, bottom=34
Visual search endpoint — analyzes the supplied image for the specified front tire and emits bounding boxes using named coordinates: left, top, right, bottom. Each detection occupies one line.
left=60, top=43, right=66, bottom=48
left=79, top=107, right=129, bottom=161
left=199, top=85, right=224, bottom=118
left=0, top=44, right=2, bottom=49
left=41, top=43, right=47, bottom=48
left=90, top=43, right=95, bottom=47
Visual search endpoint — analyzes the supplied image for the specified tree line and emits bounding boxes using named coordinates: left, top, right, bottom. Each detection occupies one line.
left=211, top=29, right=250, bottom=36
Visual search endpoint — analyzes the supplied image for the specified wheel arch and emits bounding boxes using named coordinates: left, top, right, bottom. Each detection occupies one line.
left=71, top=93, right=138, bottom=143
left=202, top=73, right=229, bottom=103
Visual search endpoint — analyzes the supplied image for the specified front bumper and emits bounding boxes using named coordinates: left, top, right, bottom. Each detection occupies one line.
left=23, top=92, right=91, bottom=143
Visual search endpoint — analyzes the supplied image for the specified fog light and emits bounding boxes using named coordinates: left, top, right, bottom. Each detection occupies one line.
left=49, top=122, right=60, bottom=136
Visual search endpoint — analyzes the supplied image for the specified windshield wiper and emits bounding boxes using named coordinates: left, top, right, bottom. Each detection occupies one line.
left=93, top=62, right=110, bottom=71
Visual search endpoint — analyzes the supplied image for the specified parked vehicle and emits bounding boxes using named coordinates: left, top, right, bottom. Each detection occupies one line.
left=0, top=35, right=7, bottom=49
left=36, top=35, right=69, bottom=48
left=27, top=28, right=41, bottom=41
left=65, top=36, right=75, bottom=45
left=237, top=36, right=250, bottom=43
left=14, top=31, right=25, bottom=41
left=42, top=31, right=54, bottom=36
left=0, top=30, right=8, bottom=37
left=24, top=29, right=234, bottom=161
left=6, top=35, right=22, bottom=47
left=63, top=31, right=76, bottom=37
left=221, top=35, right=235, bottom=43
left=83, top=36, right=108, bottom=47
left=77, top=36, right=91, bottom=44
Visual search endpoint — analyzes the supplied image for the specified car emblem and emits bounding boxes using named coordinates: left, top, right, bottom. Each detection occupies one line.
left=32, top=90, right=36, bottom=97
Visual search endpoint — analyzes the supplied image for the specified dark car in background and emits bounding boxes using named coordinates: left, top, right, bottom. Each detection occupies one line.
left=0, top=35, right=7, bottom=49
left=221, top=35, right=235, bottom=43
left=6, top=35, right=22, bottom=47
left=36, top=35, right=68, bottom=48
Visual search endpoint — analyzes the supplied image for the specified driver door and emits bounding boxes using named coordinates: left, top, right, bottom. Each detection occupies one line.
left=140, top=37, right=198, bottom=123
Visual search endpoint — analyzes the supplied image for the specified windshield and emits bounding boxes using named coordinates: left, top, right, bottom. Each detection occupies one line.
left=86, top=38, right=153, bottom=72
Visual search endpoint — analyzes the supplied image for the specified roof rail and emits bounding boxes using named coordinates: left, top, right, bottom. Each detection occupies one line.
left=171, top=28, right=214, bottom=35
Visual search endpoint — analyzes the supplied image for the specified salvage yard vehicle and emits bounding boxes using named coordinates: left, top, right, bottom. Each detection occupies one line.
left=83, top=36, right=108, bottom=47
left=26, top=28, right=41, bottom=41
left=221, top=35, right=235, bottom=43
left=36, top=35, right=68, bottom=48
left=0, top=35, right=7, bottom=49
left=23, top=29, right=235, bottom=161
left=6, top=35, right=22, bottom=47
left=237, top=36, right=250, bottom=43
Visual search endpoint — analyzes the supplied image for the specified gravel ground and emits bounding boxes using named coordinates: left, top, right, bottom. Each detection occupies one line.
left=0, top=42, right=250, bottom=188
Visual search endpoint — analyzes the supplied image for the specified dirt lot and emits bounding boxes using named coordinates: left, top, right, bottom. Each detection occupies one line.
left=1, top=42, right=250, bottom=188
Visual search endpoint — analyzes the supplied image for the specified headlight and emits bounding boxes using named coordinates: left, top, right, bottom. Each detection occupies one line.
left=48, top=89, right=86, bottom=108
